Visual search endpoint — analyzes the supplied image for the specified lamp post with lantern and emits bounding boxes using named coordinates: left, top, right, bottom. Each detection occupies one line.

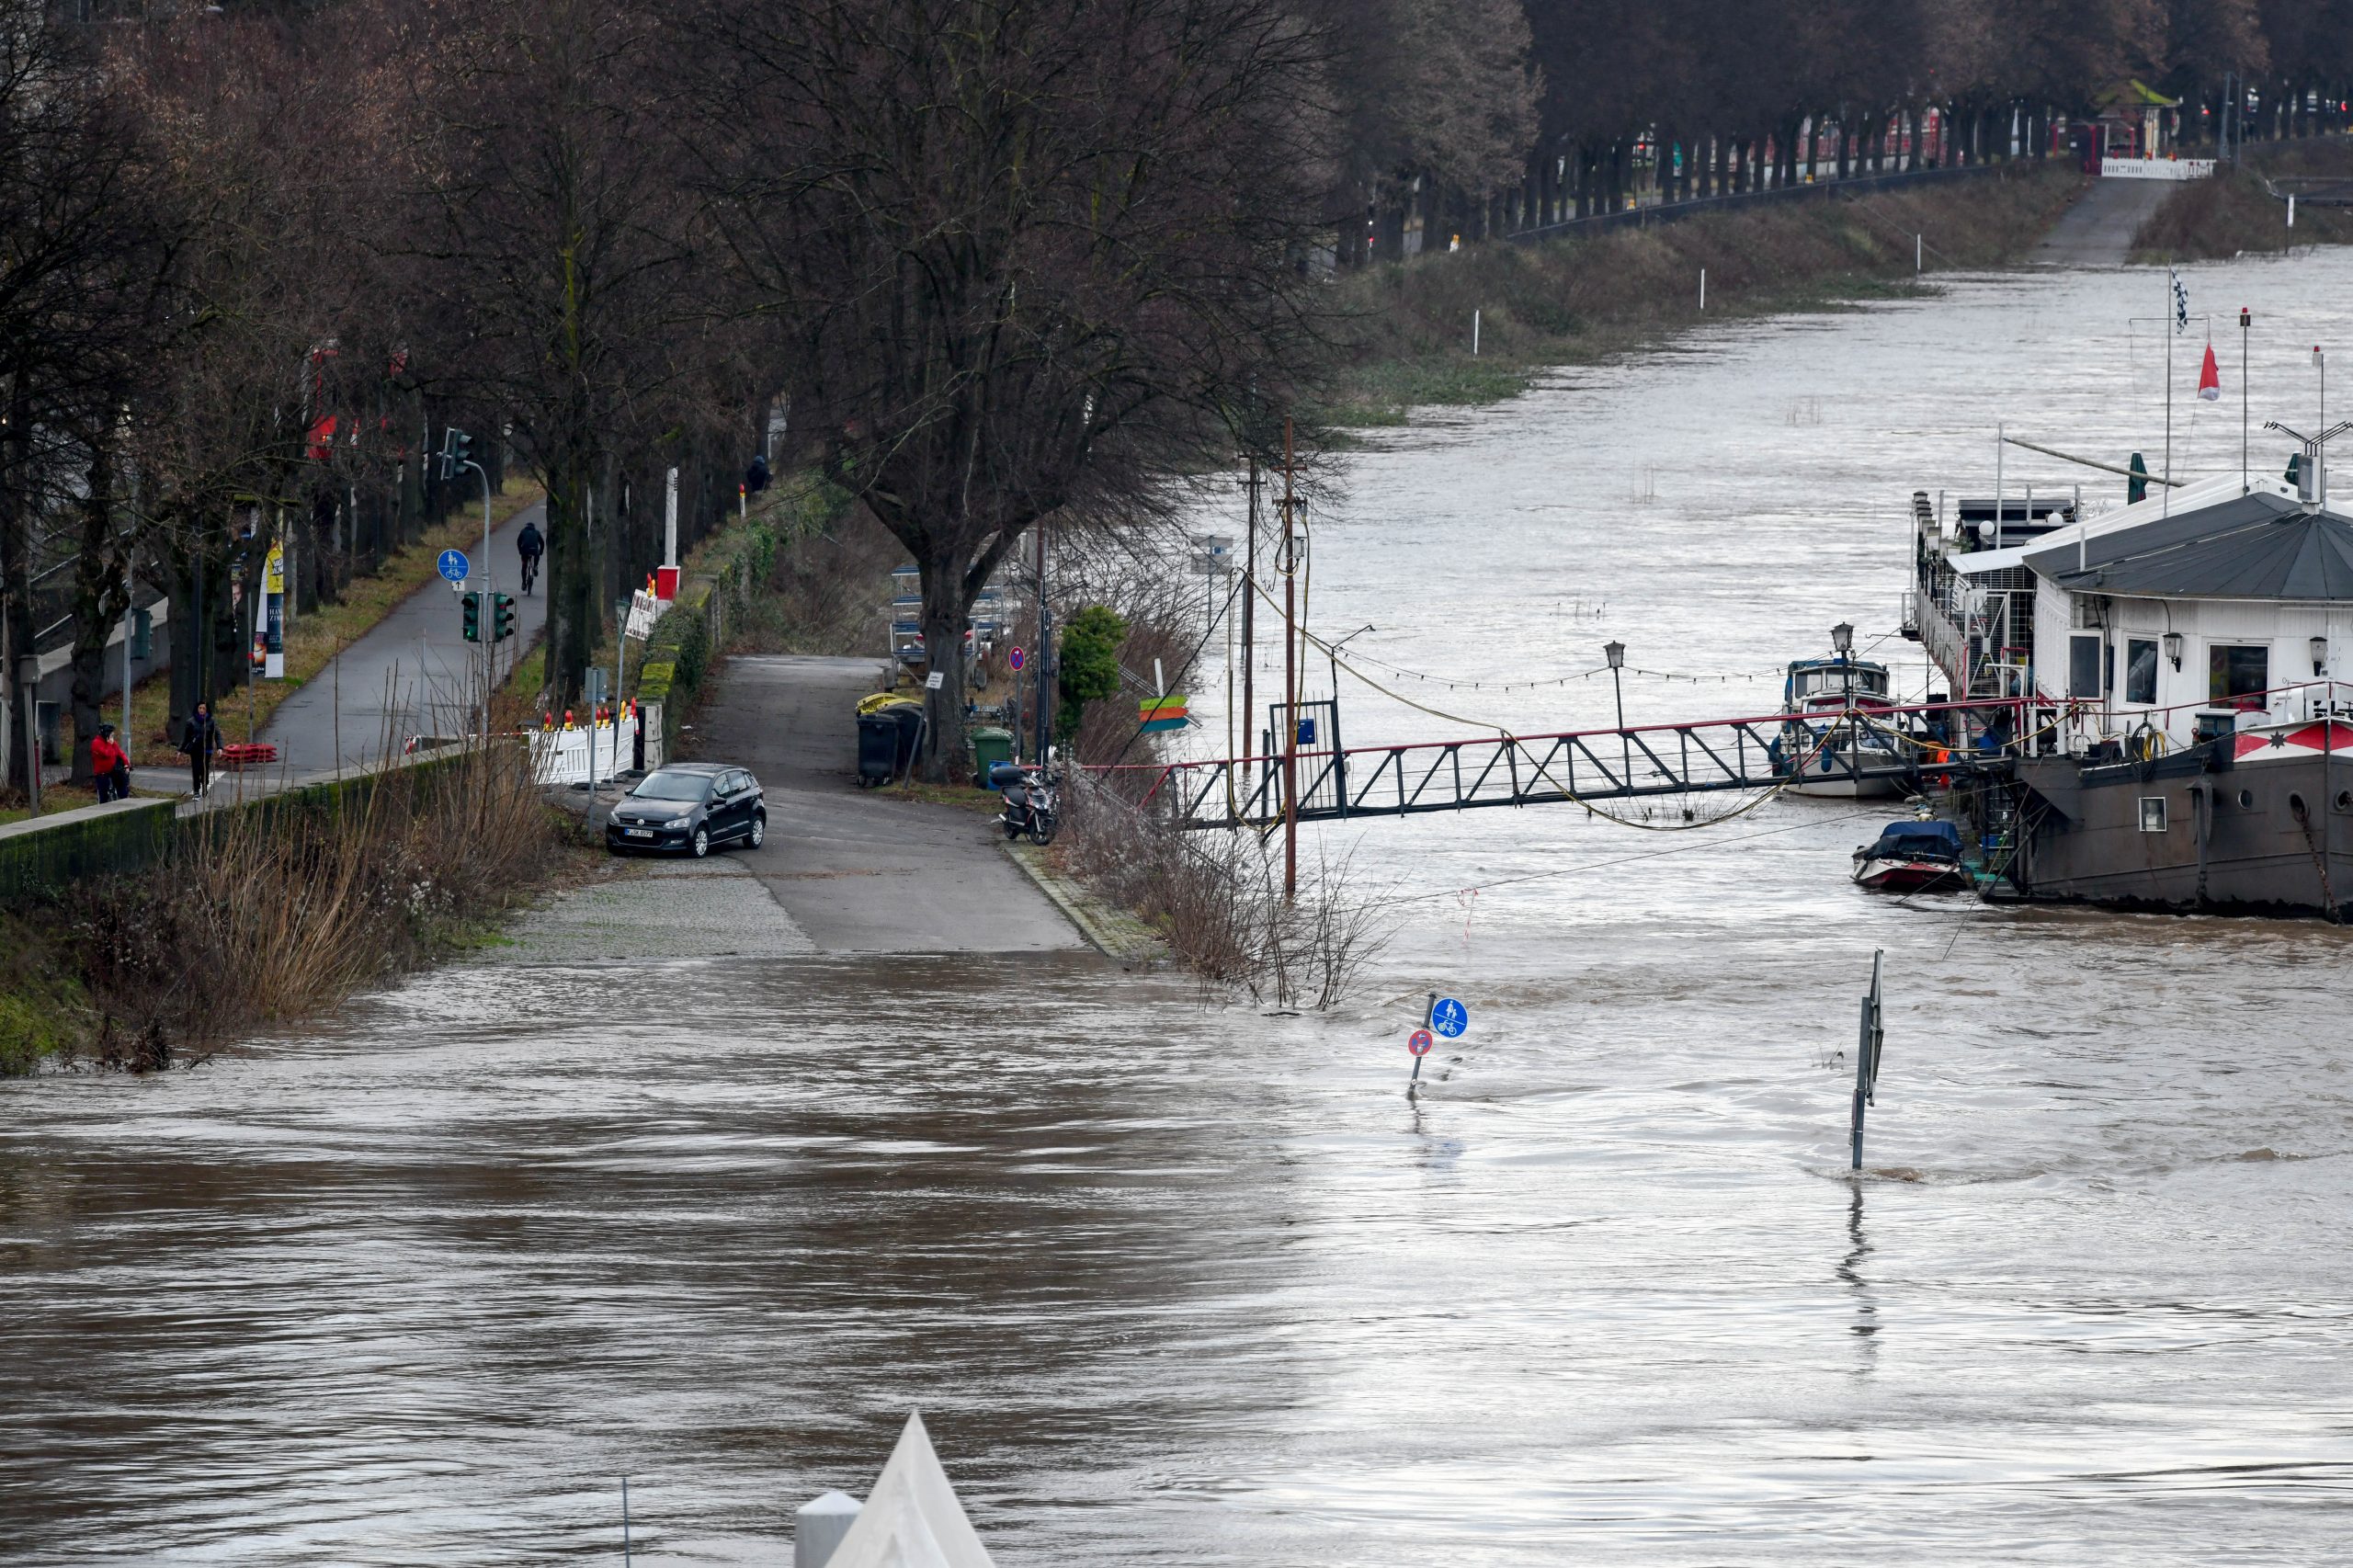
left=1604, top=639, right=1628, bottom=783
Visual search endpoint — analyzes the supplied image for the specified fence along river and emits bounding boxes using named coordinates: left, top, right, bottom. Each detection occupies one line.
left=6, top=255, right=2353, bottom=1562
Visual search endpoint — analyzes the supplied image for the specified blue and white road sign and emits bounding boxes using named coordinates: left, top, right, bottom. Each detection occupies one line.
left=437, top=549, right=471, bottom=584
left=1431, top=997, right=1469, bottom=1038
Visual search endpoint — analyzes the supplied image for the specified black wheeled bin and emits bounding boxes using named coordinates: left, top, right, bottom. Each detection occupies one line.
left=857, top=712, right=902, bottom=786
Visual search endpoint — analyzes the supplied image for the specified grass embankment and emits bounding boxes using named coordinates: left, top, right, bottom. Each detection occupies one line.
left=86, top=479, right=545, bottom=770
left=2131, top=140, right=2353, bottom=262
left=1330, top=165, right=2083, bottom=423
left=2, top=733, right=577, bottom=1075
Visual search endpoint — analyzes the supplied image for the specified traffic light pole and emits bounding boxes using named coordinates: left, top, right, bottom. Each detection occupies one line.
left=465, top=459, right=492, bottom=755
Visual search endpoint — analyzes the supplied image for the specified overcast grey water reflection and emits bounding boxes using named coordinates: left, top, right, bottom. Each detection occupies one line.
left=11, top=256, right=2353, bottom=1563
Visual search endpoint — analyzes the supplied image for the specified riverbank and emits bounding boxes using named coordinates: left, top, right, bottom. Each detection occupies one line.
left=2131, top=140, right=2353, bottom=262
left=1329, top=164, right=2084, bottom=423
left=0, top=744, right=578, bottom=1075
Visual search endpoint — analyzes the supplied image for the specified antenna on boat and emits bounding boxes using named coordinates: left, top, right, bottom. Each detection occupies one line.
left=2262, top=417, right=2352, bottom=511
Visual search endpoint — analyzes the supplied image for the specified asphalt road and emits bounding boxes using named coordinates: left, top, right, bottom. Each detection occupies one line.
left=688, top=653, right=1087, bottom=954
left=2030, top=176, right=2171, bottom=267
left=257, top=500, right=551, bottom=776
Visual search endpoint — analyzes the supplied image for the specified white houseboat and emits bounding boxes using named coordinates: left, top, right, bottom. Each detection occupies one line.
left=1905, top=438, right=2353, bottom=915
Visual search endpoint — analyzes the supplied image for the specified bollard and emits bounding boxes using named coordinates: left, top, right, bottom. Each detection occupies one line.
left=795, top=1491, right=862, bottom=1568
left=1699, top=267, right=1706, bottom=312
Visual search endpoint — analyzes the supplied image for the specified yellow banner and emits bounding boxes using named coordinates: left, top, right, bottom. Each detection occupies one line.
left=263, top=543, right=285, bottom=596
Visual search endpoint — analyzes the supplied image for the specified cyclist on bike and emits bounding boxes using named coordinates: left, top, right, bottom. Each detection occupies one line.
left=516, top=517, right=544, bottom=595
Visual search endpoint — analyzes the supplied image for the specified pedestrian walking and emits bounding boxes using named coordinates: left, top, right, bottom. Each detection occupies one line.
left=181, top=702, right=220, bottom=798
left=88, top=723, right=131, bottom=803
left=516, top=517, right=544, bottom=596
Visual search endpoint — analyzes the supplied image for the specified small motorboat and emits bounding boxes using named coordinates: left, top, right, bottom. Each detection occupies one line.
left=1774, top=653, right=1907, bottom=799
left=1852, top=818, right=1968, bottom=893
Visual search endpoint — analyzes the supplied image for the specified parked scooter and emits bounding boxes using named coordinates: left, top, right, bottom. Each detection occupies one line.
left=990, top=761, right=1059, bottom=846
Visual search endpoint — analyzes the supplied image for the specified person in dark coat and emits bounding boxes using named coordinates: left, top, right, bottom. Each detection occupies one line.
left=516, top=518, right=544, bottom=595
left=181, top=702, right=220, bottom=797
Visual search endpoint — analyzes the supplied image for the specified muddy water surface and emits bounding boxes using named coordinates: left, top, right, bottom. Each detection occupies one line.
left=9, top=253, right=2353, bottom=1563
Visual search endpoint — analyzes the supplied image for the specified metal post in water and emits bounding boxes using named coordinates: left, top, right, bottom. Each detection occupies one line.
left=1699, top=268, right=1706, bottom=312
left=1472, top=308, right=1481, bottom=356
left=623, top=1476, right=631, bottom=1565
left=2242, top=306, right=2252, bottom=492
left=1410, top=991, right=1436, bottom=1096
left=1850, top=949, right=1884, bottom=1172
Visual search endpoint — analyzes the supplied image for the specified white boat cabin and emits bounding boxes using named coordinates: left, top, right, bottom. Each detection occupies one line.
left=1915, top=454, right=2353, bottom=757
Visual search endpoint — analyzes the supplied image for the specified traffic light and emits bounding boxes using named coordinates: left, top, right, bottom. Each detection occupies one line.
left=439, top=426, right=472, bottom=482
left=461, top=590, right=481, bottom=642
left=492, top=593, right=516, bottom=642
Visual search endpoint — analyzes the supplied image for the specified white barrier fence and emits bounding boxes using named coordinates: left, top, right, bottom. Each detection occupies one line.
left=2102, top=156, right=2215, bottom=181
left=530, top=718, right=639, bottom=786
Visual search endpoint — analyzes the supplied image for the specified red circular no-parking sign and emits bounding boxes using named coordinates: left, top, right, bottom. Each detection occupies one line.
left=1009, top=646, right=1027, bottom=672
left=1407, top=1028, right=1435, bottom=1057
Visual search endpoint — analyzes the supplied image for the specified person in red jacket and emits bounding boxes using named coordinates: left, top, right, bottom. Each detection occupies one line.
left=88, top=722, right=131, bottom=802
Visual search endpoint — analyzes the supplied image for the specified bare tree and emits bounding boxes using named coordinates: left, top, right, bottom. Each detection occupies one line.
left=697, top=0, right=1337, bottom=778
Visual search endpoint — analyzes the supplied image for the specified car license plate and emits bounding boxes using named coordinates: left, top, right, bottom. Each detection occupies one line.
left=625, top=828, right=653, bottom=838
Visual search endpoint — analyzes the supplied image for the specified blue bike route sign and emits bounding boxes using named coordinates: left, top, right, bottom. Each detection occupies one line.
left=1431, top=997, right=1470, bottom=1038
left=437, top=549, right=470, bottom=584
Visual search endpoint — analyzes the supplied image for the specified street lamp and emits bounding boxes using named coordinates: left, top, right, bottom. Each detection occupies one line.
left=1604, top=639, right=1629, bottom=783
left=1326, top=624, right=1375, bottom=765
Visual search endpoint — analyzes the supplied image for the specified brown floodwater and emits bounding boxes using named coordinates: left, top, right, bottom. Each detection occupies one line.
left=9, top=254, right=2353, bottom=1562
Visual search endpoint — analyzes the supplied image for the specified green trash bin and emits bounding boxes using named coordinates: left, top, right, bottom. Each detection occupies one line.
left=969, top=726, right=1015, bottom=788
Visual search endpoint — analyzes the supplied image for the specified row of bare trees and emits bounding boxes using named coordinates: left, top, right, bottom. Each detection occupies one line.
left=1333, top=0, right=2353, bottom=261
left=7, top=0, right=2335, bottom=790
left=0, top=0, right=1333, bottom=789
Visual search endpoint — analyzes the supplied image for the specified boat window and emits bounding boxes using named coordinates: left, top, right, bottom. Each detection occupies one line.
left=2208, top=644, right=2269, bottom=710
left=2069, top=634, right=2102, bottom=699
left=2125, top=639, right=2159, bottom=705
left=2138, top=796, right=2166, bottom=833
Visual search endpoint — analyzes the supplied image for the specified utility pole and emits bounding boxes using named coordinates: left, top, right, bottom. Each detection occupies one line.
left=1242, top=456, right=1256, bottom=805
left=1281, top=417, right=1298, bottom=901
left=1034, top=516, right=1051, bottom=761
left=2243, top=306, right=2252, bottom=492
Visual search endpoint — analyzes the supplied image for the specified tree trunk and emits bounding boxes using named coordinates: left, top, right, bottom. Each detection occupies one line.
left=0, top=379, right=34, bottom=792
left=544, top=445, right=596, bottom=710
left=68, top=440, right=128, bottom=785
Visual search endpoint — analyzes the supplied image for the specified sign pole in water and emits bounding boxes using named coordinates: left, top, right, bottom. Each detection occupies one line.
left=1850, top=949, right=1885, bottom=1172
left=1408, top=993, right=1469, bottom=1096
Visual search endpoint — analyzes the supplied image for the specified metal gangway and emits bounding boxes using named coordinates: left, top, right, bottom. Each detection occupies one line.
left=1093, top=698, right=2026, bottom=831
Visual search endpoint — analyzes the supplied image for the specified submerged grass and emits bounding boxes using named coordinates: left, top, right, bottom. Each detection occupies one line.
left=27, top=713, right=575, bottom=1070
left=1326, top=165, right=2084, bottom=423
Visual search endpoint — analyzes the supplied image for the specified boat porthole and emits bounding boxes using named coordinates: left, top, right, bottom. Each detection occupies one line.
left=2290, top=792, right=2308, bottom=818
left=2338, top=790, right=2353, bottom=812
left=2237, top=789, right=2255, bottom=809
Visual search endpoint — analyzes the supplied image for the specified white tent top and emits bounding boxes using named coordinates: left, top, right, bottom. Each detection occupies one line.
left=824, top=1412, right=996, bottom=1568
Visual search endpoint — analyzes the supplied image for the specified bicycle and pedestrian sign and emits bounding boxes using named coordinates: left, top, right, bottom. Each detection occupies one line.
left=437, top=549, right=470, bottom=584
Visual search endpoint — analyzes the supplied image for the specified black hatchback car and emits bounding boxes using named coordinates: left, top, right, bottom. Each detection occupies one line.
left=606, top=763, right=766, bottom=857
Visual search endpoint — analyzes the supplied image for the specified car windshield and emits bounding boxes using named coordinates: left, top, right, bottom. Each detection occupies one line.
left=632, top=771, right=711, bottom=801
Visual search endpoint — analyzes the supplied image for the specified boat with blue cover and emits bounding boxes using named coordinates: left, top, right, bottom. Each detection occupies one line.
left=1852, top=817, right=1968, bottom=892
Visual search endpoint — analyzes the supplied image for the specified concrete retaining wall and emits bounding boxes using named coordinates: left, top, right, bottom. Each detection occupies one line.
left=0, top=799, right=177, bottom=904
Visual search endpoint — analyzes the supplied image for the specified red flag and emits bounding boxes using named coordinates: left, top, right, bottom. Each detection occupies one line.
left=2199, top=342, right=2222, bottom=402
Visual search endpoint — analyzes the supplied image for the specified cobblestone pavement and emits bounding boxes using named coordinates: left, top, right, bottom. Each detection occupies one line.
left=477, top=856, right=816, bottom=964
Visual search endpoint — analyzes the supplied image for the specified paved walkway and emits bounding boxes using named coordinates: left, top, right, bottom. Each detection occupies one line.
left=255, top=500, right=551, bottom=777
left=2030, top=176, right=2173, bottom=267
left=685, top=653, right=1086, bottom=954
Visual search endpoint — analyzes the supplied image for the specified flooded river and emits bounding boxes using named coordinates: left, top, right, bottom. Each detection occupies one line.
left=10, top=253, right=2353, bottom=1562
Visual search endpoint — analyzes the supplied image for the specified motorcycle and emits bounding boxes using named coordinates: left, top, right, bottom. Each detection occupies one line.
left=991, top=762, right=1059, bottom=846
